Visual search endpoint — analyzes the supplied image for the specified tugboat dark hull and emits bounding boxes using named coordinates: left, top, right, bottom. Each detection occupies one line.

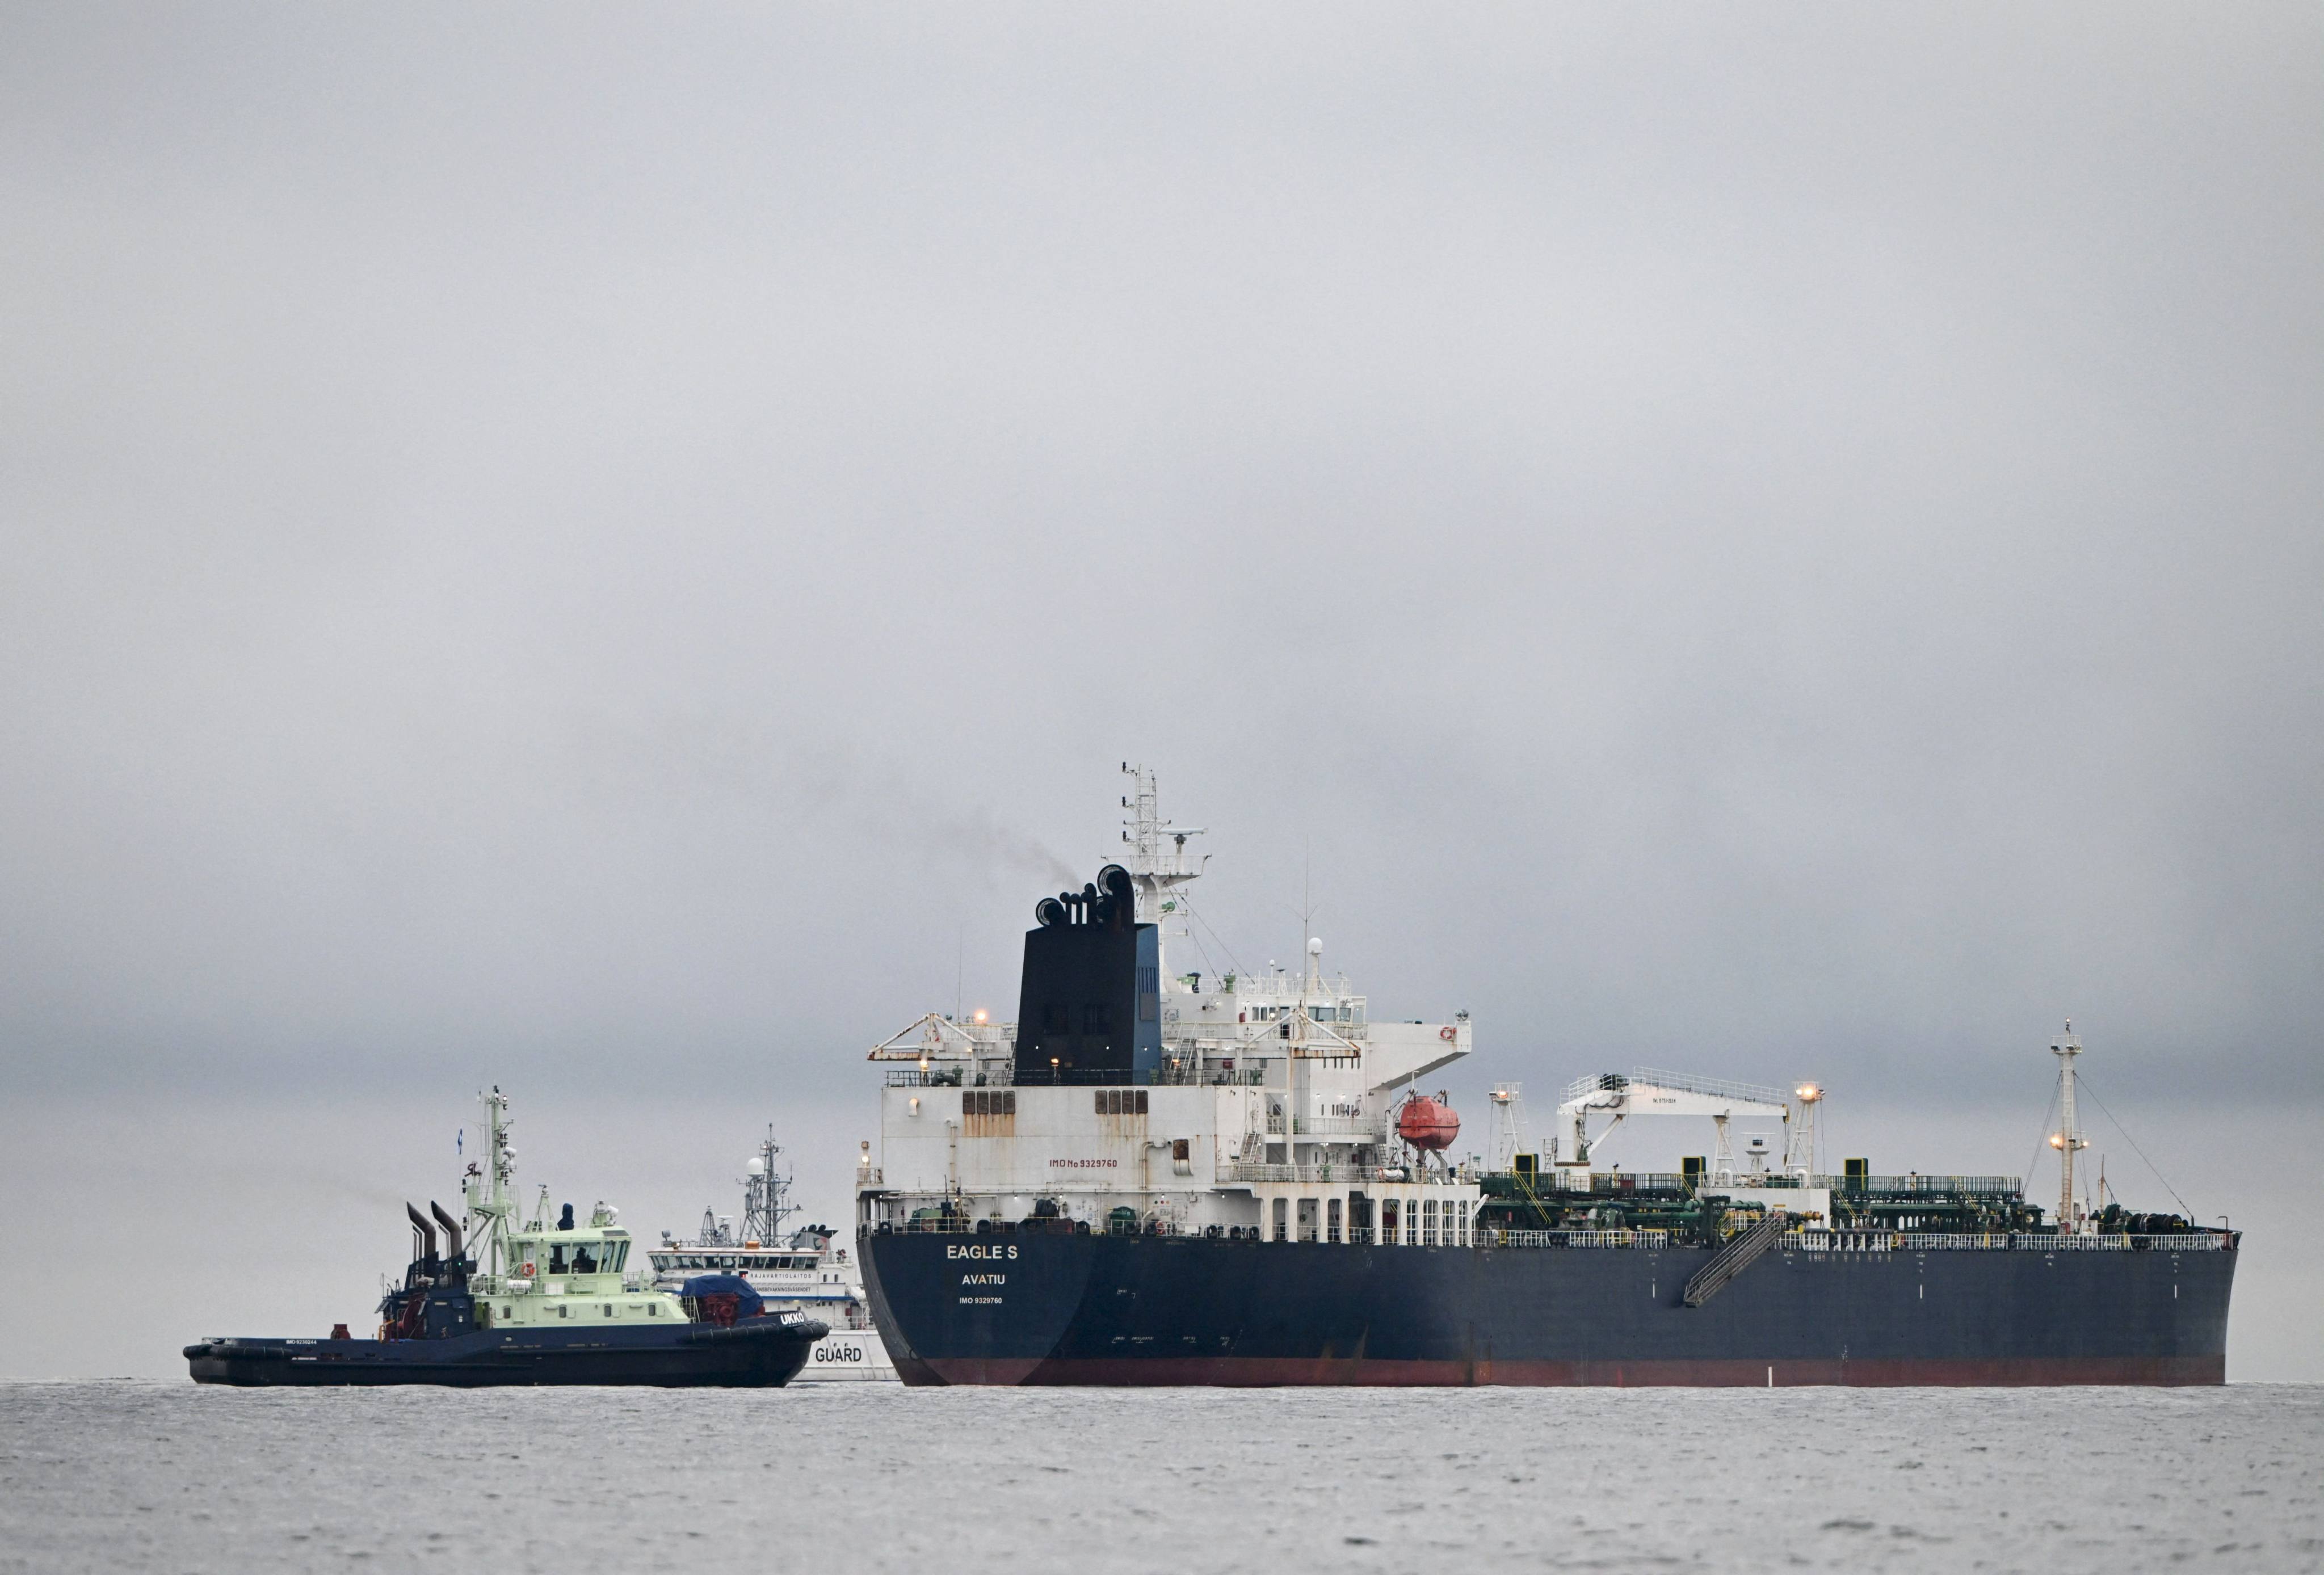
left=185, top=1319, right=827, bottom=1387
left=861, top=1231, right=2235, bottom=1387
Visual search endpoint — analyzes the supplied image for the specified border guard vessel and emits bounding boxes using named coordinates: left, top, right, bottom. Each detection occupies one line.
left=649, top=1127, right=898, bottom=1380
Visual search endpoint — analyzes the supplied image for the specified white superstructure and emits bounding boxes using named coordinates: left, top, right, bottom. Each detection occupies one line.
left=859, top=767, right=1485, bottom=1249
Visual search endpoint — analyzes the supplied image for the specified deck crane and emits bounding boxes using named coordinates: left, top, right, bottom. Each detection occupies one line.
left=1557, top=1068, right=1821, bottom=1184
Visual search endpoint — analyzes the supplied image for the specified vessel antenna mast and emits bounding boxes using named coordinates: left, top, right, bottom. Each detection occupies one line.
left=465, top=1087, right=517, bottom=1281
left=1120, top=764, right=1203, bottom=963
left=740, top=1126, right=795, bottom=1244
left=2050, top=1023, right=2087, bottom=1235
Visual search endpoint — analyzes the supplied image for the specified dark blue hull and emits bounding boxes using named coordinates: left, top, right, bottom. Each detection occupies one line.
left=861, top=1233, right=2234, bottom=1386
left=184, top=1318, right=825, bottom=1387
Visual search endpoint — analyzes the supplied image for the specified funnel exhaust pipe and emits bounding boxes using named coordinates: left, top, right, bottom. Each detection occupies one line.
left=429, top=1201, right=464, bottom=1262
left=405, top=1202, right=437, bottom=1262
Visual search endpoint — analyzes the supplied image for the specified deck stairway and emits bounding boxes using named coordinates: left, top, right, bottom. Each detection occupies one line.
left=1682, top=1210, right=1792, bottom=1308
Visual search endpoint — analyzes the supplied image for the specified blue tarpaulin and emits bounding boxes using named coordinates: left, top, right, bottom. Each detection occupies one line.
left=679, top=1274, right=765, bottom=1327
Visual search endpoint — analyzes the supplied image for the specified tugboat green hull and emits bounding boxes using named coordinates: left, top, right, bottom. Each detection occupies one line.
left=186, top=1318, right=825, bottom=1388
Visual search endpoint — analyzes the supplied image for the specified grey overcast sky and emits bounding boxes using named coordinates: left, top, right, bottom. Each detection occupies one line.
left=3, top=3, right=2319, bottom=1121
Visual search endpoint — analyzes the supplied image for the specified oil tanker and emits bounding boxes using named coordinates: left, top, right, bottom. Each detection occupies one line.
left=855, top=768, right=2236, bottom=1387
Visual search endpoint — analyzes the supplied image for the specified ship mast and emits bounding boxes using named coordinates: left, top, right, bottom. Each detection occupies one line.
left=1786, top=1083, right=1823, bottom=1178
left=1120, top=764, right=1203, bottom=975
left=739, top=1126, right=795, bottom=1244
left=1489, top=1084, right=1532, bottom=1173
left=465, top=1086, right=518, bottom=1281
left=2050, top=1022, right=2087, bottom=1235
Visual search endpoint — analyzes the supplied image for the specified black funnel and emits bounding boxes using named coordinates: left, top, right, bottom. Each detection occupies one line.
left=429, top=1201, right=464, bottom=1262
left=405, top=1202, right=437, bottom=1262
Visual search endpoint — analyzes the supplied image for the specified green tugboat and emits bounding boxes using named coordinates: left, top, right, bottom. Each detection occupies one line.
left=186, top=1088, right=826, bottom=1387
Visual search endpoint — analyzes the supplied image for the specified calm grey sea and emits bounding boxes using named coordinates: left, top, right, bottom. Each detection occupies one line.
left=2, top=1382, right=2318, bottom=1573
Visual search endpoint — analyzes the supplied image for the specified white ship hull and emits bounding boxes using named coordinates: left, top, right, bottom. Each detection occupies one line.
left=794, top=1329, right=898, bottom=1382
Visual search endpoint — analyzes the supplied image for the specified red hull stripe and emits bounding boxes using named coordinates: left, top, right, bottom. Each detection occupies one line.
left=904, top=1354, right=2225, bottom=1388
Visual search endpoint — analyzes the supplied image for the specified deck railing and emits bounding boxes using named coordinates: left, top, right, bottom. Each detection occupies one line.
left=1786, top=1229, right=2231, bottom=1252
left=1262, top=1115, right=1379, bottom=1137
left=1486, top=1228, right=1672, bottom=1250
left=883, top=1066, right=1266, bottom=1089
left=855, top=1214, right=2234, bottom=1250
left=1815, top=1174, right=2024, bottom=1196
left=1220, top=1162, right=1466, bottom=1186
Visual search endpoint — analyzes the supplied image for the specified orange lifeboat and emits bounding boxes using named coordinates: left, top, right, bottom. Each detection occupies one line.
left=1395, top=1094, right=1461, bottom=1152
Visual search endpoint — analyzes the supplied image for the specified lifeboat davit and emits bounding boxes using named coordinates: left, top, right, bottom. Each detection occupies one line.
left=1396, top=1096, right=1460, bottom=1152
